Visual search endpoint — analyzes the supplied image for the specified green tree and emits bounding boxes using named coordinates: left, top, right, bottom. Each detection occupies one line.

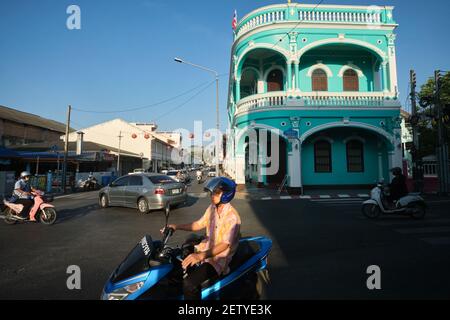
left=415, top=71, right=450, bottom=158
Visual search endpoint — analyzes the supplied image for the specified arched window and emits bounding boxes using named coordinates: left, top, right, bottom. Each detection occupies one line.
left=314, top=140, right=332, bottom=173
left=343, top=69, right=359, bottom=91
left=346, top=140, right=364, bottom=172
left=312, top=69, right=328, bottom=91
left=240, top=69, right=259, bottom=99
left=267, top=69, right=284, bottom=92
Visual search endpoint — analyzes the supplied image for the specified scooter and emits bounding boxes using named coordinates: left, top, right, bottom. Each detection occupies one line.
left=2, top=190, right=57, bottom=225
left=362, top=182, right=427, bottom=219
left=101, top=206, right=272, bottom=300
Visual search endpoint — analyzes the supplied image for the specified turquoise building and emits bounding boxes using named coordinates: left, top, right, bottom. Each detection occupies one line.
left=224, top=2, right=403, bottom=191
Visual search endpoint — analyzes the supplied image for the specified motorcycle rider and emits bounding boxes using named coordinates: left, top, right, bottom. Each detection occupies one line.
left=161, top=177, right=241, bottom=300
left=387, top=167, right=409, bottom=206
left=13, top=171, right=37, bottom=221
left=196, top=169, right=202, bottom=182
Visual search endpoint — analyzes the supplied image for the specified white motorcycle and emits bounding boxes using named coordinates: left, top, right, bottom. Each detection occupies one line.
left=362, top=182, right=427, bottom=219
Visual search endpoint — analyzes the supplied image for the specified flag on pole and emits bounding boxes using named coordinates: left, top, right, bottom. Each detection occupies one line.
left=232, top=10, right=237, bottom=31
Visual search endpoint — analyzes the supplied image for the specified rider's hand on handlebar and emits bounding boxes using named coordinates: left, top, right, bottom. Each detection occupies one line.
left=160, top=224, right=177, bottom=234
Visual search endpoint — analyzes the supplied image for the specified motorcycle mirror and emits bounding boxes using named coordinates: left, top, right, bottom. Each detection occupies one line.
left=164, top=204, right=170, bottom=227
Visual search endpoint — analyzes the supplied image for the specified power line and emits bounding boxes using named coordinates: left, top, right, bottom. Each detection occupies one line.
left=271, top=0, right=325, bottom=50
left=71, top=80, right=212, bottom=114
left=153, top=80, right=216, bottom=122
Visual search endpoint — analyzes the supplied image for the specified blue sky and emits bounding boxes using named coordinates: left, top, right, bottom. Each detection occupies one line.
left=0, top=0, right=449, bottom=133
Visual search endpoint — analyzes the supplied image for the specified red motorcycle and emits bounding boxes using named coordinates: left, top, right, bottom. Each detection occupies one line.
left=2, top=190, right=57, bottom=225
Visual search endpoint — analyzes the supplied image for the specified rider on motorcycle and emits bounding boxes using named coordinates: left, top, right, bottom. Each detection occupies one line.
left=387, top=167, right=409, bottom=205
left=13, top=171, right=37, bottom=221
left=161, top=177, right=241, bottom=300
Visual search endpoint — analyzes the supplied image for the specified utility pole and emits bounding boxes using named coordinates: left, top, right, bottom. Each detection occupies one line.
left=410, top=70, right=422, bottom=192
left=62, top=105, right=71, bottom=194
left=435, top=70, right=449, bottom=195
left=117, top=131, right=123, bottom=176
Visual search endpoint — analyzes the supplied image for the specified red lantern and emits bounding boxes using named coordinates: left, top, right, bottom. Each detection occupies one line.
left=189, top=133, right=194, bottom=139
left=144, top=133, right=150, bottom=139
left=132, top=133, right=137, bottom=139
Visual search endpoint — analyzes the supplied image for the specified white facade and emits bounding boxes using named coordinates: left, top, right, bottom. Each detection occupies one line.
left=64, top=119, right=178, bottom=172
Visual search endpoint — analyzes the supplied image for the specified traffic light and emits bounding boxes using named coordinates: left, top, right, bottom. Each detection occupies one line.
left=435, top=70, right=442, bottom=90
left=410, top=70, right=417, bottom=88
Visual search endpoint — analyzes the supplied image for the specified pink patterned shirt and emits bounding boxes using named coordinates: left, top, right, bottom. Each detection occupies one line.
left=194, top=203, right=241, bottom=276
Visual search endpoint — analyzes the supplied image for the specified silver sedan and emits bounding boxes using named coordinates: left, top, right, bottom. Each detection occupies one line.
left=98, top=173, right=188, bottom=214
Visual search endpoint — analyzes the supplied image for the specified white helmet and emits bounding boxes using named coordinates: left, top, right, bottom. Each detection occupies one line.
left=20, top=171, right=31, bottom=178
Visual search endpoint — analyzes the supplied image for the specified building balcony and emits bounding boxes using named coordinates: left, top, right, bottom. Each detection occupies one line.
left=235, top=3, right=396, bottom=41
left=234, top=91, right=401, bottom=116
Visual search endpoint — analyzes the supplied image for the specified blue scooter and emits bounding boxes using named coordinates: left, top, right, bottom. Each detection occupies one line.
left=101, top=206, right=272, bottom=300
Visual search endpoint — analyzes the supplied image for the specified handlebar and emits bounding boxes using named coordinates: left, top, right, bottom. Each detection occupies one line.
left=162, top=227, right=175, bottom=246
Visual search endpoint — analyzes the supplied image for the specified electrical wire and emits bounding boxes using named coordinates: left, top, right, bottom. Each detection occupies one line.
left=270, top=0, right=325, bottom=49
left=153, top=80, right=216, bottom=122
left=71, top=80, right=212, bottom=114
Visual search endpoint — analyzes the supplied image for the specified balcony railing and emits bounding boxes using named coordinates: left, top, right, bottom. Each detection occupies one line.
left=235, top=91, right=399, bottom=115
left=235, top=4, right=394, bottom=40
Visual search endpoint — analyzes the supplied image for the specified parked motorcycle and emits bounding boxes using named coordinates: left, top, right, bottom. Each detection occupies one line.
left=2, top=190, right=57, bottom=225
left=101, top=206, right=272, bottom=300
left=362, top=182, right=426, bottom=219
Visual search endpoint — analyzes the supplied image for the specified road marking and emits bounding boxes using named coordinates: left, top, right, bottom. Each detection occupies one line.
left=319, top=195, right=331, bottom=199
left=261, top=197, right=272, bottom=200
left=280, top=196, right=292, bottom=200
left=300, top=195, right=311, bottom=199
left=375, top=218, right=450, bottom=227
left=338, top=194, right=351, bottom=198
left=394, top=226, right=450, bottom=234
left=420, top=237, right=450, bottom=245
left=358, top=194, right=370, bottom=198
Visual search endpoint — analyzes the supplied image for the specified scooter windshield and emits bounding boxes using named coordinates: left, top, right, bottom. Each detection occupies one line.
left=111, top=236, right=154, bottom=283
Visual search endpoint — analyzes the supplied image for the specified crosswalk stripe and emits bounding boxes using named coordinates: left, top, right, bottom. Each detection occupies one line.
left=375, top=218, right=450, bottom=227
left=358, top=194, right=370, bottom=198
left=319, top=195, right=331, bottom=199
left=338, top=194, right=351, bottom=198
left=300, top=196, right=311, bottom=199
left=394, top=226, right=450, bottom=234
left=261, top=197, right=272, bottom=200
left=280, top=196, right=292, bottom=200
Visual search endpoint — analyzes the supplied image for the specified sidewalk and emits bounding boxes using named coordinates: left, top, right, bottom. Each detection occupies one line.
left=235, top=184, right=450, bottom=201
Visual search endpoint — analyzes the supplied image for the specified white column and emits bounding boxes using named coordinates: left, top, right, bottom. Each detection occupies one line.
left=388, top=47, right=399, bottom=96
left=235, top=154, right=246, bottom=185
left=257, top=80, right=265, bottom=94
left=288, top=139, right=302, bottom=188
left=378, top=152, right=384, bottom=182
left=392, top=128, right=403, bottom=169
left=381, top=62, right=389, bottom=93
left=258, top=150, right=265, bottom=184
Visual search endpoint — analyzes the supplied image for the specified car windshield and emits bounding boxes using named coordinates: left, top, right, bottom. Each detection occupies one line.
left=148, top=175, right=175, bottom=184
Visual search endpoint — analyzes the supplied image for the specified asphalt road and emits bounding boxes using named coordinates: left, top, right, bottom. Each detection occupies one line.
left=1, top=176, right=449, bottom=300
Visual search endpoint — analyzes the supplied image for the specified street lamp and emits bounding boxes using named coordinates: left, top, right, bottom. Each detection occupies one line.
left=174, top=57, right=220, bottom=176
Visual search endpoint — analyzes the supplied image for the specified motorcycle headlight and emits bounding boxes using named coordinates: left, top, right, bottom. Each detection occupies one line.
left=102, top=281, right=145, bottom=300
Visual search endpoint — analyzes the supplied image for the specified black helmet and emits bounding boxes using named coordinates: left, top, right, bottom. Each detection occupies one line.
left=204, top=177, right=236, bottom=204
left=390, top=167, right=402, bottom=176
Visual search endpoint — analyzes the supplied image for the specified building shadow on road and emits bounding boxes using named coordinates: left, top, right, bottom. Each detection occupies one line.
left=55, top=204, right=100, bottom=224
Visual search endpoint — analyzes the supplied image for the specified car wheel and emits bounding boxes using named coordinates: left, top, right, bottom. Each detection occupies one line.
left=99, top=194, right=109, bottom=208
left=138, top=198, right=150, bottom=214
